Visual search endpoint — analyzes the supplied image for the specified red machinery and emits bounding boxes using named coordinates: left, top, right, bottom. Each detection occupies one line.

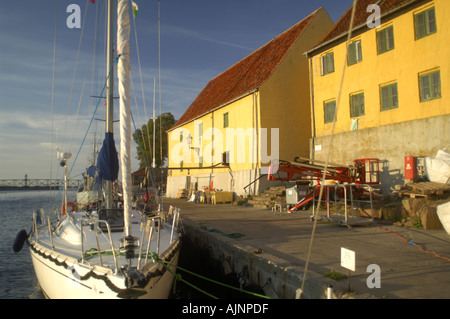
left=268, top=157, right=380, bottom=212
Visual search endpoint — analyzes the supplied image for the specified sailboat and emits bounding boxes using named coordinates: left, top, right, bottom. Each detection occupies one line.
left=16, top=0, right=182, bottom=299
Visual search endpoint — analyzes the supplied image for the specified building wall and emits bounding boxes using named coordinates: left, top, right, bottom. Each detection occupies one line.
left=166, top=169, right=283, bottom=199
left=166, top=93, right=260, bottom=197
left=309, top=0, right=449, bottom=192
left=260, top=7, right=334, bottom=163
left=311, top=0, right=449, bottom=137
left=313, top=114, right=450, bottom=193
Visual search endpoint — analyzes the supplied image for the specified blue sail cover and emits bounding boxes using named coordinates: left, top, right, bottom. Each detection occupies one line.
left=86, top=165, right=102, bottom=186
left=87, top=165, right=98, bottom=178
left=96, top=132, right=119, bottom=181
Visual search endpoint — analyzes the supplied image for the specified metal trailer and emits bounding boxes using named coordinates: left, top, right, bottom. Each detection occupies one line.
left=267, top=157, right=381, bottom=226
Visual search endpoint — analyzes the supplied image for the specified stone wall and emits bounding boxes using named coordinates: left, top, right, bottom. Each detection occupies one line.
left=312, top=115, right=450, bottom=194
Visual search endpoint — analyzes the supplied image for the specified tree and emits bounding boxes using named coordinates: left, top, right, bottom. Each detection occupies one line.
left=132, top=112, right=176, bottom=169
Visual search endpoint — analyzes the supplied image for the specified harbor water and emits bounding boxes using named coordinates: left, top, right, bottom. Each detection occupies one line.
left=0, top=190, right=51, bottom=298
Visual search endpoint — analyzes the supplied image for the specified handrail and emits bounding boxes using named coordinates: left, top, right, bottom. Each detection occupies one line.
left=137, top=217, right=148, bottom=269
left=144, top=218, right=156, bottom=265
left=312, top=183, right=375, bottom=225
left=312, top=184, right=348, bottom=222
left=170, top=208, right=180, bottom=244
left=80, top=218, right=119, bottom=274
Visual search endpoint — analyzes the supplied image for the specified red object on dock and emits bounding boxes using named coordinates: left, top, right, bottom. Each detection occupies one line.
left=405, top=156, right=416, bottom=180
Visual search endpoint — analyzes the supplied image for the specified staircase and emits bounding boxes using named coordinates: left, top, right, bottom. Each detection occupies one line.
left=248, top=186, right=286, bottom=209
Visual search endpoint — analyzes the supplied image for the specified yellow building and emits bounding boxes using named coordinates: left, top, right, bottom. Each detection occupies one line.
left=306, top=0, right=450, bottom=193
left=166, top=8, right=333, bottom=197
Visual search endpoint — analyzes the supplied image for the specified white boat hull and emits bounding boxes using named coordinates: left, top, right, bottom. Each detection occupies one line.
left=29, top=239, right=180, bottom=299
left=28, top=208, right=182, bottom=299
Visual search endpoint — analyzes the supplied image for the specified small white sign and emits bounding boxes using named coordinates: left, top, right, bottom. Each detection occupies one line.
left=315, top=144, right=322, bottom=151
left=341, top=248, right=355, bottom=272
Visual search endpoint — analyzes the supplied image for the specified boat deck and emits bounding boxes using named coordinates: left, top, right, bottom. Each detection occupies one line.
left=30, top=209, right=180, bottom=272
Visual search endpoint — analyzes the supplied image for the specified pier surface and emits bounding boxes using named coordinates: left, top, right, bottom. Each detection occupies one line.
left=163, top=198, right=450, bottom=299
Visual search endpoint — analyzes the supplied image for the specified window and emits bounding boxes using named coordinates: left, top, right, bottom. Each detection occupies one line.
left=419, top=69, right=441, bottom=102
left=199, top=156, right=203, bottom=168
left=179, top=130, right=183, bottom=142
left=222, top=151, right=230, bottom=165
left=377, top=25, right=395, bottom=54
left=348, top=40, right=362, bottom=65
left=223, top=112, right=229, bottom=128
left=180, top=160, right=184, bottom=172
left=322, top=52, right=335, bottom=75
left=415, top=7, right=437, bottom=40
left=380, top=82, right=398, bottom=110
left=324, top=100, right=336, bottom=123
left=350, top=92, right=365, bottom=117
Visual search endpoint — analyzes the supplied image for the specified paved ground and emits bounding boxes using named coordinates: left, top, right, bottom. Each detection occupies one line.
left=162, top=197, right=450, bottom=299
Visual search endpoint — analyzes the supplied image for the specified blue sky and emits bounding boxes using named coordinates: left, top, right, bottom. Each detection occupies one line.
left=0, top=0, right=354, bottom=180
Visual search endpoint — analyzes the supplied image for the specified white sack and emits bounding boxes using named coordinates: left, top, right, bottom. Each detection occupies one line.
left=437, top=201, right=450, bottom=235
left=425, top=149, right=450, bottom=184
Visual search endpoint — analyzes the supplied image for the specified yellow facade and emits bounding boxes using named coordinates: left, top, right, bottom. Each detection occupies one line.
left=167, top=8, right=334, bottom=186
left=309, top=0, right=450, bottom=138
left=167, top=93, right=259, bottom=177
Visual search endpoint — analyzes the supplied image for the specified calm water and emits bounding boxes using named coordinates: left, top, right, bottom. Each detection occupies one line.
left=0, top=190, right=59, bottom=299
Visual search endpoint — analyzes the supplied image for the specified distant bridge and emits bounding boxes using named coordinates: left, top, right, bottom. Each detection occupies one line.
left=0, top=179, right=83, bottom=191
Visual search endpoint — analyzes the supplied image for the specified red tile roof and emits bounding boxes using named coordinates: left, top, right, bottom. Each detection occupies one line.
left=169, top=8, right=322, bottom=131
left=308, top=0, right=419, bottom=54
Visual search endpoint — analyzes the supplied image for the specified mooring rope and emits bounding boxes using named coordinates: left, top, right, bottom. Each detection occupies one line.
left=156, top=255, right=272, bottom=299
left=83, top=243, right=271, bottom=299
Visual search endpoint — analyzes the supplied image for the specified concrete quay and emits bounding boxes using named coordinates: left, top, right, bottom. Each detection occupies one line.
left=162, top=197, right=450, bottom=299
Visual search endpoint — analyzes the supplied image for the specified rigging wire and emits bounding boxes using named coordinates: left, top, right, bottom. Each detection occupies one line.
left=130, top=72, right=152, bottom=175
left=68, top=34, right=100, bottom=153
left=87, top=0, right=107, bottom=165
left=63, top=0, right=90, bottom=153
left=67, top=54, right=122, bottom=181
left=48, top=54, right=121, bottom=208
left=130, top=108, right=157, bottom=189
left=299, top=0, right=359, bottom=298
left=131, top=10, right=153, bottom=167
left=158, top=0, right=163, bottom=165
left=50, top=0, right=59, bottom=203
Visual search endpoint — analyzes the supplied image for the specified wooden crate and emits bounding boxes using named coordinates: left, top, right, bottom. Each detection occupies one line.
left=399, top=182, right=450, bottom=198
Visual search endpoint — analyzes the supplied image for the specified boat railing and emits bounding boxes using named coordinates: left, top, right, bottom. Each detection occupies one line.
left=137, top=215, right=160, bottom=270
left=136, top=207, right=180, bottom=270
left=169, top=207, right=180, bottom=244
left=80, top=218, right=119, bottom=274
left=32, top=205, right=181, bottom=273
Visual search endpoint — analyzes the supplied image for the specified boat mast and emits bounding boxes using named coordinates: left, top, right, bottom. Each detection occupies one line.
left=105, top=0, right=115, bottom=209
left=117, top=0, right=136, bottom=259
left=152, top=78, right=156, bottom=169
